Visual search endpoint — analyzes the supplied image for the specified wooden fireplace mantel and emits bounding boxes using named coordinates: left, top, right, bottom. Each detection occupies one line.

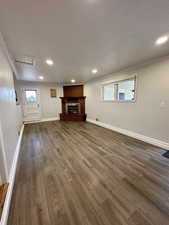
left=60, top=96, right=86, bottom=100
left=60, top=85, right=87, bottom=121
left=60, top=96, right=86, bottom=121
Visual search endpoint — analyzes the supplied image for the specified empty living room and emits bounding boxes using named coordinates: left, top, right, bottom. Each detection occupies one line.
left=0, top=0, right=169, bottom=225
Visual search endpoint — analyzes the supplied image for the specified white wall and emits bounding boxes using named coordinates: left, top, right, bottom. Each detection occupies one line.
left=15, top=105, right=23, bottom=133
left=0, top=123, right=8, bottom=184
left=0, top=35, right=20, bottom=181
left=84, top=57, right=169, bottom=144
left=0, top=174, right=2, bottom=186
left=14, top=80, right=63, bottom=120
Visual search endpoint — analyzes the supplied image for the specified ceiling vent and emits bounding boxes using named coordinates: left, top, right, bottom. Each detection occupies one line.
left=15, top=56, right=35, bottom=66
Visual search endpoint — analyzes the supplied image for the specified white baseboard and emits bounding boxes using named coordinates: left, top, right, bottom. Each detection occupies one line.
left=41, top=117, right=59, bottom=122
left=0, top=124, right=24, bottom=225
left=87, top=119, right=169, bottom=150
left=24, top=117, right=59, bottom=124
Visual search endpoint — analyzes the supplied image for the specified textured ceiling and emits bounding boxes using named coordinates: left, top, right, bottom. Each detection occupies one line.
left=0, top=0, right=169, bottom=83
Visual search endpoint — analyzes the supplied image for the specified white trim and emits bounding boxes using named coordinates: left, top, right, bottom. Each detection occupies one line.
left=24, top=117, right=59, bottom=124
left=0, top=125, right=24, bottom=225
left=87, top=119, right=169, bottom=150
left=0, top=121, right=9, bottom=181
left=101, top=75, right=137, bottom=103
left=41, top=117, right=59, bottom=122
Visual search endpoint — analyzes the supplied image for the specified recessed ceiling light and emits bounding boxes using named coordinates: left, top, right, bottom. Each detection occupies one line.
left=71, top=79, right=76, bottom=83
left=39, top=76, right=44, bottom=80
left=155, top=35, right=168, bottom=45
left=92, top=68, right=98, bottom=74
left=46, top=59, right=54, bottom=66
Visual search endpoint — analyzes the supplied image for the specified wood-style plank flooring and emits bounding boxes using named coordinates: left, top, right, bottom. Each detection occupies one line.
left=0, top=183, right=9, bottom=218
left=8, top=121, right=169, bottom=225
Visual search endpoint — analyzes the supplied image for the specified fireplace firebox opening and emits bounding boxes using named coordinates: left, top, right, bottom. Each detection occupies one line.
left=66, top=103, right=80, bottom=114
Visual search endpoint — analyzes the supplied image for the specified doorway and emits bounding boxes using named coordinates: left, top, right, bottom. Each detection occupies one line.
left=22, top=88, right=41, bottom=122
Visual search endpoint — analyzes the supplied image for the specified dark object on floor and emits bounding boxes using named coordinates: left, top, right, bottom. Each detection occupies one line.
left=0, top=183, right=9, bottom=218
left=162, top=151, right=169, bottom=159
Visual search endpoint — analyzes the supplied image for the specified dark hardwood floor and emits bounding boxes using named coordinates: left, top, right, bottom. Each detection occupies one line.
left=8, top=121, right=169, bottom=225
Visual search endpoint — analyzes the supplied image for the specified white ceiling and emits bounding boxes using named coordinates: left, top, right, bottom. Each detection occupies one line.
left=0, top=0, right=169, bottom=83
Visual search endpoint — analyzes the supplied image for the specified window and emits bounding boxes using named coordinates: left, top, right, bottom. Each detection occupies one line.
left=103, top=83, right=116, bottom=101
left=102, top=77, right=136, bottom=102
left=25, top=90, right=37, bottom=102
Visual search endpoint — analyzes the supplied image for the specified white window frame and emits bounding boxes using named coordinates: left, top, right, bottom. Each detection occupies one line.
left=101, top=75, right=137, bottom=103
